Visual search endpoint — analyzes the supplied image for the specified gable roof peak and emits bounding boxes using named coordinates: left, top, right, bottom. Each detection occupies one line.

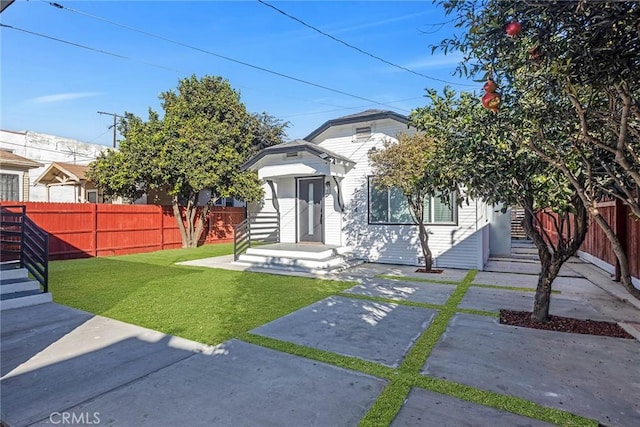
left=304, top=109, right=409, bottom=141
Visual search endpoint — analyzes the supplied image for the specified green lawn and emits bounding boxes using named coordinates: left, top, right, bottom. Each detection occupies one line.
left=50, top=245, right=596, bottom=426
left=50, top=243, right=354, bottom=345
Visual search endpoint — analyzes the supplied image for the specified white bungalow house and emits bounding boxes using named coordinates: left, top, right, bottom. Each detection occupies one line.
left=237, top=110, right=511, bottom=272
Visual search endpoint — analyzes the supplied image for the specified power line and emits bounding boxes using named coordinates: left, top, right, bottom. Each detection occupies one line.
left=280, top=96, right=426, bottom=119
left=42, top=1, right=411, bottom=111
left=0, top=23, right=183, bottom=73
left=257, top=0, right=475, bottom=87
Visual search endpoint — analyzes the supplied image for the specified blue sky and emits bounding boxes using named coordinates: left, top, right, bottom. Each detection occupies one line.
left=1, top=0, right=474, bottom=147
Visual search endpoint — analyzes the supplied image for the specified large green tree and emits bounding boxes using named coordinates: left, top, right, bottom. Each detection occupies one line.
left=369, top=132, right=458, bottom=272
left=89, top=75, right=286, bottom=248
left=411, top=88, right=588, bottom=322
left=436, top=0, right=640, bottom=299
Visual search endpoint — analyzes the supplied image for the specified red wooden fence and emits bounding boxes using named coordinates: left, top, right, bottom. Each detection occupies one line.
left=1, top=202, right=245, bottom=260
left=536, top=201, right=639, bottom=280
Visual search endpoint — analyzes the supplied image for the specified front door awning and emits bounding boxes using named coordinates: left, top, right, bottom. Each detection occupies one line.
left=242, top=139, right=355, bottom=180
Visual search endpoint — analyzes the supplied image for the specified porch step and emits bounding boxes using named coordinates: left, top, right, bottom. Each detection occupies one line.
left=235, top=244, right=359, bottom=275
left=0, top=265, right=29, bottom=281
left=0, top=291, right=52, bottom=310
left=237, top=253, right=347, bottom=270
left=0, top=266, right=51, bottom=310
left=1, top=277, right=41, bottom=294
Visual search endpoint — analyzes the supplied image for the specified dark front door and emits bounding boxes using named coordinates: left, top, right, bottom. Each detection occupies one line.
left=298, top=177, right=323, bottom=243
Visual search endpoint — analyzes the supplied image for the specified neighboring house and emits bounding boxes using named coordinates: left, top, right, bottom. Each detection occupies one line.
left=242, top=109, right=511, bottom=270
left=0, top=149, right=43, bottom=201
left=0, top=130, right=110, bottom=202
left=145, top=188, right=246, bottom=208
left=33, top=162, right=104, bottom=203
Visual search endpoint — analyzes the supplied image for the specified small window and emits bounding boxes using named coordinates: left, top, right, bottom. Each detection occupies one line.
left=0, top=173, right=19, bottom=201
left=87, top=190, right=98, bottom=203
left=368, top=177, right=456, bottom=225
left=285, top=152, right=300, bottom=158
left=214, top=197, right=235, bottom=207
left=355, top=127, right=371, bottom=142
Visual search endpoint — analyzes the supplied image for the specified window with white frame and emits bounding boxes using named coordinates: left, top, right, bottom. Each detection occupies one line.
left=0, top=173, right=19, bottom=201
left=368, top=177, right=456, bottom=225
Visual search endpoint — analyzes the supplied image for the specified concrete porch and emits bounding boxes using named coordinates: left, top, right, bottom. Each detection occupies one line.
left=234, top=243, right=359, bottom=275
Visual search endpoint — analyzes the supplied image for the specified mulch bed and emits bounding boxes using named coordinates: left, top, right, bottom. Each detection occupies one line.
left=500, top=309, right=634, bottom=339
left=415, top=268, right=444, bottom=274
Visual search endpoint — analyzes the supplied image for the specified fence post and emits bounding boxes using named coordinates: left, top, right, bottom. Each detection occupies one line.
left=92, top=203, right=98, bottom=256
left=159, top=206, right=165, bottom=250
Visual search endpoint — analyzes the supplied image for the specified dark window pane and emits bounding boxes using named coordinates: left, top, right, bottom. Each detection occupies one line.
left=389, top=187, right=412, bottom=223
left=0, top=174, right=19, bottom=201
left=433, top=192, right=455, bottom=223
left=369, top=179, right=388, bottom=223
left=423, top=197, right=432, bottom=222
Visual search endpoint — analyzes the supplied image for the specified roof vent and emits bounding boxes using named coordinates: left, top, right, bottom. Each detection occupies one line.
left=355, top=126, right=371, bottom=142
left=285, top=152, right=300, bottom=158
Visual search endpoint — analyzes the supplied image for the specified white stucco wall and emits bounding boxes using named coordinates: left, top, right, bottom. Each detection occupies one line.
left=0, top=130, right=111, bottom=202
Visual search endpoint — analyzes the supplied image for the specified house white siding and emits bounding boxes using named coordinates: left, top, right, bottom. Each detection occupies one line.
left=245, top=110, right=510, bottom=269
left=309, top=118, right=489, bottom=269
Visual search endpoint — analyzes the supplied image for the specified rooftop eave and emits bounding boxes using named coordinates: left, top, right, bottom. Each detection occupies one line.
left=304, top=110, right=409, bottom=141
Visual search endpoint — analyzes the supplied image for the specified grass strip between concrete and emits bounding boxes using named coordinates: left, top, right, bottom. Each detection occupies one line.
left=376, top=274, right=459, bottom=286
left=358, top=269, right=596, bottom=427
left=336, top=292, right=444, bottom=311
left=378, top=274, right=561, bottom=294
left=238, top=333, right=397, bottom=380
left=238, top=270, right=595, bottom=426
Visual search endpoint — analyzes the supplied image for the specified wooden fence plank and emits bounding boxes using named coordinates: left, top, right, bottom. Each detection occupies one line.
left=1, top=202, right=245, bottom=260
left=537, top=204, right=639, bottom=280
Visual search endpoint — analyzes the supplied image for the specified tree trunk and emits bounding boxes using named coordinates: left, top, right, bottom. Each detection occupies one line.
left=172, top=197, right=190, bottom=248
left=532, top=254, right=562, bottom=322
left=418, top=222, right=433, bottom=271
left=192, top=204, right=211, bottom=248
left=520, top=194, right=588, bottom=322
left=590, top=208, right=640, bottom=300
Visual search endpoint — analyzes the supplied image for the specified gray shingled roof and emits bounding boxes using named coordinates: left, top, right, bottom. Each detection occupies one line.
left=241, top=139, right=354, bottom=171
left=304, top=109, right=409, bottom=141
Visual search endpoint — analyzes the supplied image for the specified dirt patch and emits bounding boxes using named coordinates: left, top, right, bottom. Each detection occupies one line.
left=415, top=268, right=444, bottom=274
left=500, top=309, right=633, bottom=339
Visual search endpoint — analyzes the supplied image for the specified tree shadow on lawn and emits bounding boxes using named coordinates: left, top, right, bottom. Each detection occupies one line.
left=207, top=271, right=355, bottom=343
left=51, top=257, right=354, bottom=346
left=49, top=257, right=208, bottom=317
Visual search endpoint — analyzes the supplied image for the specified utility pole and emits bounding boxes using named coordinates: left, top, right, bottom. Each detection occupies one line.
left=97, top=111, right=124, bottom=148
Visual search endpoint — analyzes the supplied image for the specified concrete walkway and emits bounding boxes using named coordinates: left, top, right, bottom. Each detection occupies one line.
left=1, top=256, right=639, bottom=426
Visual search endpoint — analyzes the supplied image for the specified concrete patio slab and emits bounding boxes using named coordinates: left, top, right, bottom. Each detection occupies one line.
left=1, top=303, right=213, bottom=427
left=340, top=263, right=469, bottom=283
left=32, top=339, right=386, bottom=427
left=343, top=278, right=455, bottom=306
left=252, top=295, right=437, bottom=367
left=459, top=287, right=613, bottom=321
left=391, top=388, right=555, bottom=427
left=484, top=259, right=581, bottom=277
left=1, top=303, right=94, bottom=376
left=473, top=271, right=598, bottom=293
left=422, top=313, right=640, bottom=427
left=568, top=261, right=640, bottom=311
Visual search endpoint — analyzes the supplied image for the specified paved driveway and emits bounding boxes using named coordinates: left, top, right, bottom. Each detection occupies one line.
left=2, top=258, right=639, bottom=426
